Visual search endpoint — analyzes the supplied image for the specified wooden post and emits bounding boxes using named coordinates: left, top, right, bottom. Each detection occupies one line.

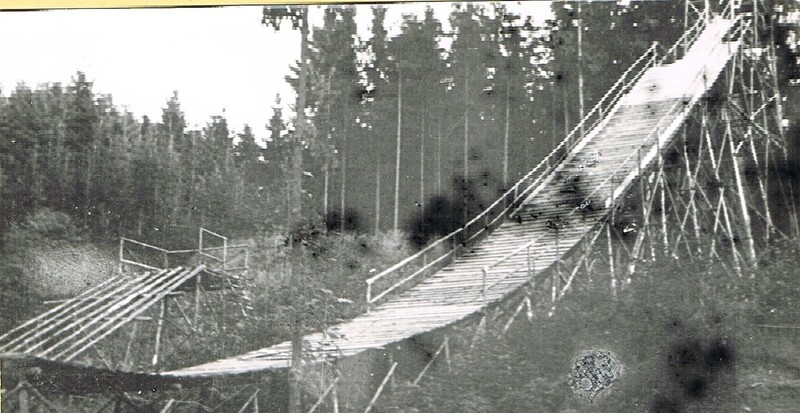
left=749, top=130, right=773, bottom=243
left=223, top=238, right=228, bottom=271
left=552, top=226, right=559, bottom=302
left=122, top=320, right=139, bottom=370
left=363, top=362, right=398, bottom=413
left=721, top=196, right=743, bottom=277
left=684, top=0, right=689, bottom=52
left=236, top=391, right=259, bottom=413
left=501, top=297, right=527, bottom=337
left=727, top=111, right=757, bottom=264
left=24, top=381, right=62, bottom=413
left=660, top=174, right=669, bottom=257
left=118, top=239, right=124, bottom=274
left=607, top=221, right=617, bottom=297
left=160, top=399, right=176, bottom=413
left=444, top=334, right=451, bottom=371
left=19, top=383, right=30, bottom=413
left=470, top=315, right=486, bottom=351
left=152, top=298, right=167, bottom=368
left=481, top=267, right=488, bottom=300
left=366, top=282, right=372, bottom=309
left=637, top=146, right=642, bottom=177
left=526, top=245, right=532, bottom=278
left=193, top=276, right=202, bottom=329
left=308, top=380, right=338, bottom=413
left=332, top=384, right=339, bottom=413
left=388, top=353, right=395, bottom=390
left=412, top=336, right=449, bottom=386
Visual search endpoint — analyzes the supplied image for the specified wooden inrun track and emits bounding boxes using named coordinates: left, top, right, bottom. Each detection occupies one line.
left=163, top=14, right=742, bottom=379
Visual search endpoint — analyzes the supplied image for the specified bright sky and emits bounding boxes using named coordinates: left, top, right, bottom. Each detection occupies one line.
left=0, top=2, right=553, bottom=143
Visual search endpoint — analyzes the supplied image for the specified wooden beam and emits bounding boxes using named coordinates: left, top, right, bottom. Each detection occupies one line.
left=152, top=298, right=168, bottom=368
left=363, top=362, right=397, bottom=413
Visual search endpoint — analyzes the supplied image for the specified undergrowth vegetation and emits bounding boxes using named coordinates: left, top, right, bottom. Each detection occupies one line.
left=139, top=227, right=414, bottom=372
left=378, top=243, right=800, bottom=412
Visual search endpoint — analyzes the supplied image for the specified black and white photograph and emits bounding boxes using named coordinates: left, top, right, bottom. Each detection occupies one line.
left=0, top=0, right=799, bottom=411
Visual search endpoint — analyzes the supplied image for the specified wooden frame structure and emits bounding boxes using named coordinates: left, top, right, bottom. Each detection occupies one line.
left=2, top=1, right=795, bottom=412
left=1, top=228, right=250, bottom=413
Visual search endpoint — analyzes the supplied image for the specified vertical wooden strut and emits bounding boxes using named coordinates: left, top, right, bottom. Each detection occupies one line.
left=193, top=275, right=202, bottom=329
left=122, top=320, right=138, bottom=370
left=726, top=109, right=757, bottom=264
left=721, top=195, right=743, bottom=277
left=364, top=362, right=398, bottom=413
left=393, top=73, right=402, bottom=233
left=152, top=297, right=168, bottom=368
left=412, top=336, right=449, bottom=385
left=19, top=383, right=30, bottom=413
left=332, top=385, right=340, bottom=413
left=152, top=297, right=167, bottom=367
left=607, top=221, right=616, bottom=293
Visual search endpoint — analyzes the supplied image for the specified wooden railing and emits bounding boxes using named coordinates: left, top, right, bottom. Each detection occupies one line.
left=365, top=41, right=661, bottom=308
left=119, top=227, right=248, bottom=273
left=660, top=6, right=709, bottom=65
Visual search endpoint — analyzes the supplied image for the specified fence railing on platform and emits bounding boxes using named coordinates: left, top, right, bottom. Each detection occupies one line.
left=365, top=37, right=661, bottom=308
left=119, top=227, right=249, bottom=274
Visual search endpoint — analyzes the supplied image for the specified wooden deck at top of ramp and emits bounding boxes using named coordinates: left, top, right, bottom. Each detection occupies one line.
left=163, top=16, right=741, bottom=379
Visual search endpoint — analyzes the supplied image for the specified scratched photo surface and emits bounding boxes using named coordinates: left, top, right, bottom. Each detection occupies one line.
left=0, top=1, right=798, bottom=411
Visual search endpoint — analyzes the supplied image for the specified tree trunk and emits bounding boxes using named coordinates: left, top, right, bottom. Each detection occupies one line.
left=463, top=67, right=470, bottom=226
left=463, top=67, right=470, bottom=181
left=578, top=1, right=584, bottom=141
left=393, top=73, right=403, bottom=233
left=288, top=8, right=310, bottom=413
left=340, top=131, right=347, bottom=231
left=420, top=116, right=425, bottom=211
left=503, top=80, right=510, bottom=187
left=436, top=121, right=442, bottom=194
left=324, top=160, right=329, bottom=225
left=375, top=158, right=381, bottom=233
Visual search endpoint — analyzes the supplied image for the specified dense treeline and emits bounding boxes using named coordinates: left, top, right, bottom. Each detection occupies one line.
left=0, top=1, right=761, bottom=249
left=0, top=77, right=278, bottom=247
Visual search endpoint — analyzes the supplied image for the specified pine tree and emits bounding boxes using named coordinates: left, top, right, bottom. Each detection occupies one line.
left=65, top=72, right=98, bottom=224
left=262, top=6, right=314, bottom=413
